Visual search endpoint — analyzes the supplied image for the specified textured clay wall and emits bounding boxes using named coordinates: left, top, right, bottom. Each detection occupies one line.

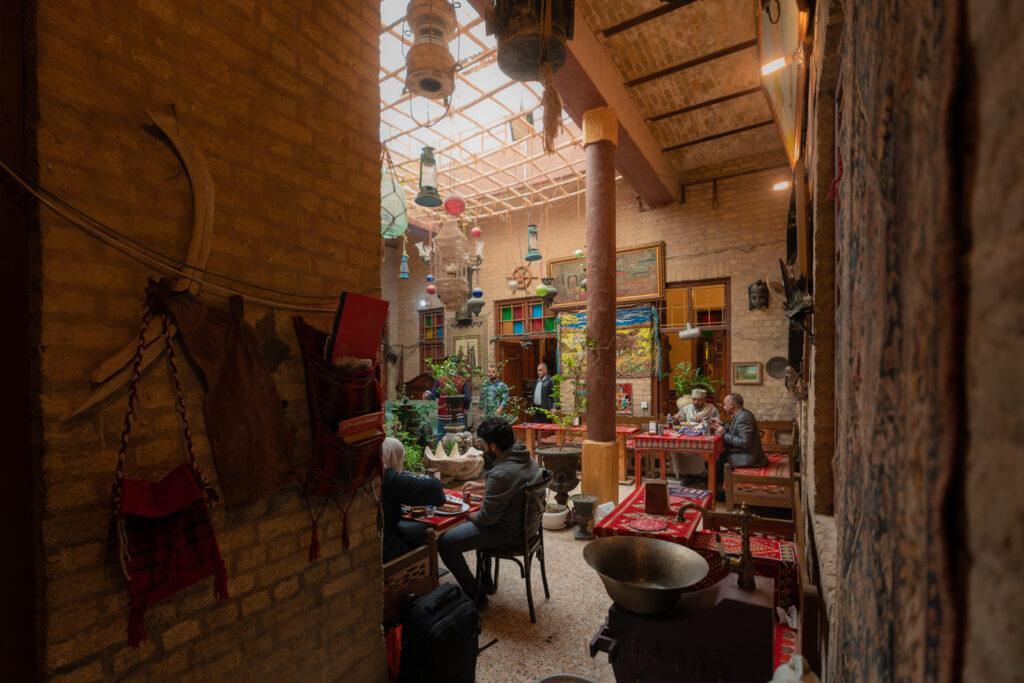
left=385, top=170, right=797, bottom=421
left=963, top=0, right=1024, bottom=679
left=33, top=0, right=385, bottom=680
left=828, top=0, right=964, bottom=679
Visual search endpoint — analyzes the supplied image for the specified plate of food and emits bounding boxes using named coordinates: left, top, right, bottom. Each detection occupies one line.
left=434, top=501, right=470, bottom=516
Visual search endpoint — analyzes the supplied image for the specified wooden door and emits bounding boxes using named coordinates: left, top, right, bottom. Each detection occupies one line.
left=500, top=341, right=527, bottom=398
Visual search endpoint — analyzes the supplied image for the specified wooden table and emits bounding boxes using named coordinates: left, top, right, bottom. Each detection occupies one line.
left=631, top=431, right=725, bottom=492
left=593, top=484, right=714, bottom=547
left=401, top=489, right=482, bottom=533
left=512, top=422, right=640, bottom=483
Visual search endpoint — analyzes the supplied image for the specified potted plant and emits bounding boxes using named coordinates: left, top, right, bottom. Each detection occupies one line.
left=670, top=361, right=724, bottom=412
left=424, top=356, right=470, bottom=416
left=383, top=422, right=425, bottom=473
left=542, top=501, right=570, bottom=529
left=536, top=350, right=588, bottom=507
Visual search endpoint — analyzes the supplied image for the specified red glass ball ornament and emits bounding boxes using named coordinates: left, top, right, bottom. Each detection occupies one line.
left=470, top=226, right=482, bottom=238
left=443, top=194, right=465, bottom=216
left=426, top=284, right=437, bottom=295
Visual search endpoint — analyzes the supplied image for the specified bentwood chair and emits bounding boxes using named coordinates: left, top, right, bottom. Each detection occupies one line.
left=473, top=469, right=552, bottom=623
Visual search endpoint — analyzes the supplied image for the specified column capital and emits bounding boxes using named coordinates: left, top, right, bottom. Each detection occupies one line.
left=583, top=107, right=618, bottom=147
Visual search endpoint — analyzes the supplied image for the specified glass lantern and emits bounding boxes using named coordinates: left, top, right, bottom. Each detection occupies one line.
left=415, top=146, right=442, bottom=207
left=524, top=224, right=542, bottom=261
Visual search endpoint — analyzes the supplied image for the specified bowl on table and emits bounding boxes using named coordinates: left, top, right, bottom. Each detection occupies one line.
left=409, top=506, right=426, bottom=518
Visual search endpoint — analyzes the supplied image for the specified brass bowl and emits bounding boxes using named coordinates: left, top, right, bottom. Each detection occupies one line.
left=583, top=536, right=710, bottom=616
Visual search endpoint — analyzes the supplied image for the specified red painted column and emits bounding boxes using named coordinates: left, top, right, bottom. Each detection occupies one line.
left=582, top=107, right=619, bottom=504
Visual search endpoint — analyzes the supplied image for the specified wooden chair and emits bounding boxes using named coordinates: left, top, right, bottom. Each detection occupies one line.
left=723, top=442, right=798, bottom=515
left=474, top=470, right=552, bottom=623
left=382, top=528, right=439, bottom=626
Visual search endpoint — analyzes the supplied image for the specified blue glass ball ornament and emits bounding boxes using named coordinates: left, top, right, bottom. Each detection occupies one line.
left=472, top=287, right=484, bottom=298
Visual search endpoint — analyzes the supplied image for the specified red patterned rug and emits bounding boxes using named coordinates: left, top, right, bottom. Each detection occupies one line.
left=689, top=530, right=800, bottom=609
left=774, top=623, right=799, bottom=669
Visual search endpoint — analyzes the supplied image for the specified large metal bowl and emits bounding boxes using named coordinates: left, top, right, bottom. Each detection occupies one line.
left=583, top=536, right=710, bottom=616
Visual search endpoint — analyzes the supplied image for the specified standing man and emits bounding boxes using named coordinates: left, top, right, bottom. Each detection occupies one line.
left=531, top=362, right=554, bottom=423
left=479, top=365, right=510, bottom=421
left=709, top=393, right=768, bottom=489
left=439, top=418, right=542, bottom=604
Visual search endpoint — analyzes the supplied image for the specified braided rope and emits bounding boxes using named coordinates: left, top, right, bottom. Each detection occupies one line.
left=160, top=312, right=217, bottom=504
left=112, top=304, right=152, bottom=516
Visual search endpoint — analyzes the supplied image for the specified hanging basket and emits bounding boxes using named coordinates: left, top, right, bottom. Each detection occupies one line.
left=381, top=163, right=408, bottom=238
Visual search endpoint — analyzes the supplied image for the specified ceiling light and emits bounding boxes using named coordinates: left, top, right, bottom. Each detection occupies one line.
left=773, top=181, right=791, bottom=191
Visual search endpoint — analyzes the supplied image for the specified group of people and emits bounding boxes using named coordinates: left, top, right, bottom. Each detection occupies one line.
left=673, top=388, right=769, bottom=486
left=422, top=359, right=557, bottom=429
left=380, top=417, right=542, bottom=605
left=393, top=372, right=769, bottom=609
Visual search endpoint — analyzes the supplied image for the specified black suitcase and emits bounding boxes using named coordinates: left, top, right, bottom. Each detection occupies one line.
left=398, top=584, right=480, bottom=683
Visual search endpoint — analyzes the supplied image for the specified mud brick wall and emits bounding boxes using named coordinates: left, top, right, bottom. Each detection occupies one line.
left=386, top=169, right=797, bottom=422
left=31, top=0, right=385, bottom=680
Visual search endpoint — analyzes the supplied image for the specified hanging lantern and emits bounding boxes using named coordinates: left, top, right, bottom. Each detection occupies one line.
left=433, top=221, right=471, bottom=311
left=470, top=225, right=482, bottom=238
left=472, top=287, right=483, bottom=298
left=524, top=224, right=542, bottom=261
left=485, top=1, right=575, bottom=81
left=426, top=283, right=437, bottom=295
left=381, top=148, right=408, bottom=238
left=467, top=297, right=485, bottom=316
left=444, top=193, right=466, bottom=215
left=399, top=254, right=410, bottom=279
left=415, top=146, right=443, bottom=207
left=405, top=0, right=457, bottom=100
left=574, top=248, right=584, bottom=259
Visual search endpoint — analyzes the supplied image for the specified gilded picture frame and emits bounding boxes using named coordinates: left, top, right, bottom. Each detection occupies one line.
left=732, top=362, right=763, bottom=385
left=547, top=242, right=665, bottom=310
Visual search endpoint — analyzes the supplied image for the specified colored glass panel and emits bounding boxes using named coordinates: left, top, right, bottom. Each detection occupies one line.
left=501, top=307, right=512, bottom=321
left=513, top=306, right=524, bottom=320
left=544, top=317, right=555, bottom=332
left=532, top=303, right=543, bottom=318
left=513, top=321, right=523, bottom=334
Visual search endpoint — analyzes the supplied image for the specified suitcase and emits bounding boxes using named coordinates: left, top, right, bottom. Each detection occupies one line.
left=398, top=584, right=480, bottom=683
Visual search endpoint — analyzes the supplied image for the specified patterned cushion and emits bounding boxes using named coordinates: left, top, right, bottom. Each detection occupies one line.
left=732, top=452, right=790, bottom=478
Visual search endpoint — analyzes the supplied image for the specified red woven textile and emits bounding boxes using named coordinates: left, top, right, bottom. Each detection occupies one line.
left=593, top=485, right=712, bottom=546
left=119, top=463, right=228, bottom=647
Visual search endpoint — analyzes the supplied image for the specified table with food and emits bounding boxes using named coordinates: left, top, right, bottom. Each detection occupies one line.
left=631, top=425, right=725, bottom=492
left=401, top=489, right=483, bottom=532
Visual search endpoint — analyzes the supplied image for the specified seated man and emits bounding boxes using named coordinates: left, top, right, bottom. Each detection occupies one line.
left=438, top=417, right=541, bottom=604
left=675, top=388, right=720, bottom=424
left=671, top=388, right=722, bottom=483
left=709, top=392, right=768, bottom=488
left=380, top=437, right=446, bottom=563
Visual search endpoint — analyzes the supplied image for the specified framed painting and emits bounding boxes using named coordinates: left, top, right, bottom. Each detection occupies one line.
left=757, top=0, right=810, bottom=169
left=732, top=362, right=763, bottom=385
left=453, top=335, right=482, bottom=377
left=547, top=242, right=665, bottom=310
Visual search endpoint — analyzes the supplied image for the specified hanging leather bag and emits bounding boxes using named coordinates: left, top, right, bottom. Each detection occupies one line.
left=111, top=301, right=228, bottom=647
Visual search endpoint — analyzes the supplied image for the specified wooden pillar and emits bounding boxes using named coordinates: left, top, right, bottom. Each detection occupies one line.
left=581, top=107, right=619, bottom=506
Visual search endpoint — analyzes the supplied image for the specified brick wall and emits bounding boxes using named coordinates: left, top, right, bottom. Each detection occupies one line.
left=385, top=169, right=797, bottom=422
left=32, top=0, right=385, bottom=680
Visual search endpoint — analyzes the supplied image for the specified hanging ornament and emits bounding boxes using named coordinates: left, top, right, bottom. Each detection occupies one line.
left=472, top=287, right=483, bottom=298
left=574, top=248, right=584, bottom=259
left=470, top=226, right=482, bottom=238
left=444, top=193, right=466, bottom=215
left=524, top=224, right=542, bottom=261
left=426, top=283, right=437, bottom=295
left=426, top=273, right=434, bottom=283
left=399, top=254, right=410, bottom=280
left=535, top=283, right=548, bottom=297
left=381, top=146, right=408, bottom=238
left=405, top=0, right=457, bottom=100
left=508, top=279, right=518, bottom=291
left=415, top=146, right=443, bottom=207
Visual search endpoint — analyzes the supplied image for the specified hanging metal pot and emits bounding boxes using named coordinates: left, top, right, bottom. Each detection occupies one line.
left=485, top=0, right=575, bottom=82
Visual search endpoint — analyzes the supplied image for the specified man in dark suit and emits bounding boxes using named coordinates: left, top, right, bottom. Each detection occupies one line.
left=709, top=393, right=768, bottom=488
left=531, top=362, right=555, bottom=423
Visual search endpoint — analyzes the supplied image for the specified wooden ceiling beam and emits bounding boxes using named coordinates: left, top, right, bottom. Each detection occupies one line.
left=662, top=120, right=774, bottom=152
left=624, top=39, right=758, bottom=88
left=598, top=0, right=701, bottom=38
left=647, top=86, right=762, bottom=123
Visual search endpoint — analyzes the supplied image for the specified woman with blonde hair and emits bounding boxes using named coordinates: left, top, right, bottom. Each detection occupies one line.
left=381, top=437, right=445, bottom=562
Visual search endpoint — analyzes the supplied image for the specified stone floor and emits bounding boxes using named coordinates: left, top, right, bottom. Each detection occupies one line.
left=438, top=483, right=635, bottom=683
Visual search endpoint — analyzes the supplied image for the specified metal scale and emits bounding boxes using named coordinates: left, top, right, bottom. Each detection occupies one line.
left=587, top=504, right=777, bottom=683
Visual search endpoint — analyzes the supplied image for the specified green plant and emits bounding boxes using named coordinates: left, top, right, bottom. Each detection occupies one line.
left=541, top=349, right=589, bottom=435
left=669, top=361, right=724, bottom=398
left=423, top=356, right=464, bottom=396
left=384, top=421, right=424, bottom=472
left=545, top=502, right=566, bottom=513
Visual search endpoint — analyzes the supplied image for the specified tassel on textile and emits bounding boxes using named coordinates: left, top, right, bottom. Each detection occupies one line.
left=215, top=564, right=230, bottom=600
left=540, top=62, right=562, bottom=155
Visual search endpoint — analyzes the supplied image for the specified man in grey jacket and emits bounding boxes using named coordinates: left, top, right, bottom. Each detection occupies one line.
left=439, top=417, right=542, bottom=603
left=709, top=393, right=768, bottom=487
